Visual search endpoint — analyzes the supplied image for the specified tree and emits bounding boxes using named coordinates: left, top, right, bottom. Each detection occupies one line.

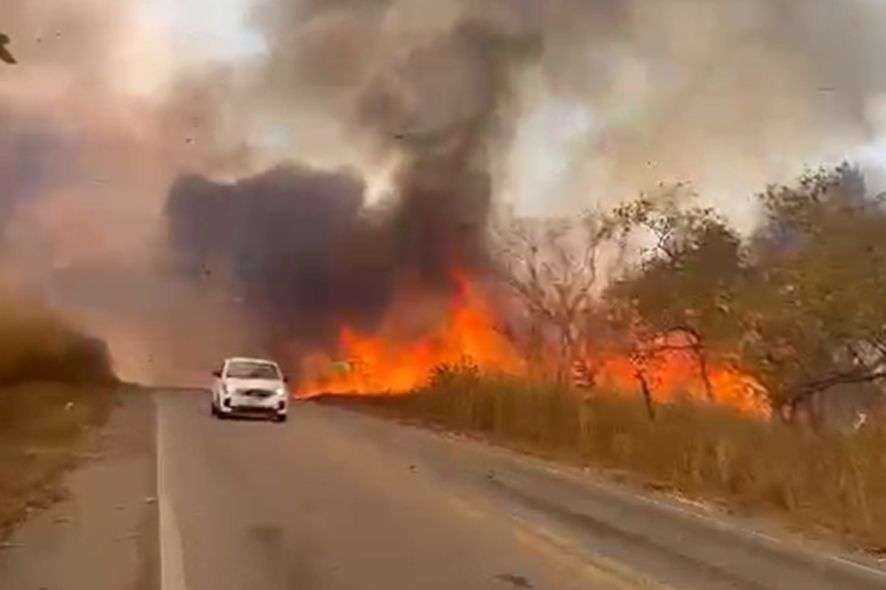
left=493, top=212, right=609, bottom=380
left=736, top=163, right=886, bottom=420
left=603, top=185, right=746, bottom=403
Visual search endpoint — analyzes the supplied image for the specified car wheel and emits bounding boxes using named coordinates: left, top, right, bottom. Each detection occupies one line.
left=275, top=414, right=287, bottom=423
left=211, top=401, right=217, bottom=416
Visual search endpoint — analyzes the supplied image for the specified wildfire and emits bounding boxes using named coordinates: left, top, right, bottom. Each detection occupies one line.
left=297, top=273, right=771, bottom=419
left=592, top=353, right=771, bottom=420
left=298, top=272, right=524, bottom=396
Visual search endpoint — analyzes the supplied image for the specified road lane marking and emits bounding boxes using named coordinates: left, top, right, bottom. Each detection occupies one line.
left=157, top=397, right=188, bottom=590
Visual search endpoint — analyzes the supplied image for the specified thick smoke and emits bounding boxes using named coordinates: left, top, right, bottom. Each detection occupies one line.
left=248, top=0, right=886, bottom=217
left=167, top=164, right=393, bottom=347
left=5, top=0, right=886, bottom=383
left=164, top=158, right=494, bottom=358
left=165, top=0, right=886, bottom=368
left=166, top=2, right=544, bottom=362
left=530, top=0, right=886, bottom=218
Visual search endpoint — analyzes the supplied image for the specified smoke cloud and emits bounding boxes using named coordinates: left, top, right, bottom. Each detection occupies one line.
left=167, top=164, right=392, bottom=345
left=249, top=0, right=886, bottom=215
left=173, top=0, right=886, bottom=372
left=165, top=1, right=544, bottom=365
left=5, top=0, right=886, bottom=383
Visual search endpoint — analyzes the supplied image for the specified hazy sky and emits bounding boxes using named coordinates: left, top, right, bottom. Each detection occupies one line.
left=140, top=0, right=886, bottom=220
left=149, top=0, right=264, bottom=60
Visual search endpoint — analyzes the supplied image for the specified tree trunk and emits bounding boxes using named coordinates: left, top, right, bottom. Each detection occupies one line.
left=694, top=344, right=715, bottom=403
left=557, top=324, right=576, bottom=386
left=636, top=371, right=656, bottom=421
left=527, top=313, right=544, bottom=376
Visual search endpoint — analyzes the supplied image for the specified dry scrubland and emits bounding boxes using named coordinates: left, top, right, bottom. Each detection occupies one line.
left=0, top=301, right=117, bottom=539
left=331, top=366, right=886, bottom=553
left=326, top=163, right=886, bottom=552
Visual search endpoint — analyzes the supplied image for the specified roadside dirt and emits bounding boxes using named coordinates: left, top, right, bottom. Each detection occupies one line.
left=0, top=383, right=116, bottom=539
left=0, top=390, right=158, bottom=590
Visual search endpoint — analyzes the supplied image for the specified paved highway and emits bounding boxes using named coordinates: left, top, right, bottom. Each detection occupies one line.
left=4, top=390, right=886, bottom=589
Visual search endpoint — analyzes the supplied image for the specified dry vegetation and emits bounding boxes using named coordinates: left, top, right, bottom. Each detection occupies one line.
left=317, top=164, right=886, bottom=551
left=0, top=383, right=116, bottom=538
left=335, top=364, right=886, bottom=551
left=0, top=300, right=117, bottom=539
left=496, top=164, right=886, bottom=425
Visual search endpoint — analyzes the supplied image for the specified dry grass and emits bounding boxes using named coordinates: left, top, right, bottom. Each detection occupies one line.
left=0, top=384, right=117, bottom=539
left=330, top=365, right=886, bottom=552
left=0, top=300, right=116, bottom=387
left=0, top=298, right=120, bottom=539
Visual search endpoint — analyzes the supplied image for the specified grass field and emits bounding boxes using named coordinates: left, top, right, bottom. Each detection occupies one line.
left=0, top=383, right=116, bottom=539
left=324, top=366, right=886, bottom=552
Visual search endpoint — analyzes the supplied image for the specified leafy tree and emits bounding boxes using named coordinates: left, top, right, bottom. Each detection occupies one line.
left=736, top=163, right=886, bottom=416
left=603, top=185, right=745, bottom=402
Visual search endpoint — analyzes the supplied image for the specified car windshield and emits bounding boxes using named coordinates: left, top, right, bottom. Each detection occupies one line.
left=225, top=362, right=280, bottom=380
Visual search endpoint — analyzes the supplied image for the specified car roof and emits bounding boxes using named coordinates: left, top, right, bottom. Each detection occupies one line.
left=225, top=357, right=279, bottom=366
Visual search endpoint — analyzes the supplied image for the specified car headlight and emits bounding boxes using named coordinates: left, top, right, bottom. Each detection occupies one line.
left=275, top=386, right=286, bottom=397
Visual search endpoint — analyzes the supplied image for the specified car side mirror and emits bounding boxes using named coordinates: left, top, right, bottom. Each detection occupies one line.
left=283, top=376, right=290, bottom=384
left=212, top=370, right=222, bottom=378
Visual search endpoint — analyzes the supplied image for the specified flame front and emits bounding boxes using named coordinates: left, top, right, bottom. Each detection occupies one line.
left=298, top=272, right=524, bottom=396
left=593, top=354, right=771, bottom=420
left=297, top=273, right=771, bottom=420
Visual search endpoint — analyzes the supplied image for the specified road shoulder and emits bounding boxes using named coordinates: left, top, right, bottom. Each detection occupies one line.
left=0, top=390, right=158, bottom=590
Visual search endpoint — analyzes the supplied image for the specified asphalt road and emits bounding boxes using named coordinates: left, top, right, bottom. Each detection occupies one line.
left=5, top=390, right=886, bottom=589
left=156, top=393, right=622, bottom=590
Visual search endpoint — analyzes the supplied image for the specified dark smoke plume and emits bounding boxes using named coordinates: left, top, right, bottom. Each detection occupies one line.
left=167, top=6, right=545, bottom=358
left=168, top=0, right=886, bottom=363
left=167, top=164, right=395, bottom=348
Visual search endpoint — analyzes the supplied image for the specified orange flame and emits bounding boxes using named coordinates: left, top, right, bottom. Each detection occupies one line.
left=297, top=273, right=771, bottom=419
left=592, top=352, right=771, bottom=419
left=298, top=272, right=524, bottom=396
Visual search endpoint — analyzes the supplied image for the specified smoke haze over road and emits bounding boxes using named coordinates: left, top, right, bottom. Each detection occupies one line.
left=4, top=0, right=886, bottom=382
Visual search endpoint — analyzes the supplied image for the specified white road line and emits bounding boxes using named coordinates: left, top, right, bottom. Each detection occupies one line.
left=157, top=397, right=188, bottom=590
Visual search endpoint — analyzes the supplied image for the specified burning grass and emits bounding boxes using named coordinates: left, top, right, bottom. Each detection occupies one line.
left=328, top=364, right=886, bottom=552
left=594, top=352, right=772, bottom=420
left=299, top=271, right=525, bottom=396
left=297, top=270, right=772, bottom=421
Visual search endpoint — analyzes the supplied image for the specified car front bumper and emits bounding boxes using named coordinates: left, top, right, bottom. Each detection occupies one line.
left=220, top=395, right=287, bottom=416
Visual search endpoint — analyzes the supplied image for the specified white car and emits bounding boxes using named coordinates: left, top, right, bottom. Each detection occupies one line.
left=211, top=357, right=289, bottom=422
